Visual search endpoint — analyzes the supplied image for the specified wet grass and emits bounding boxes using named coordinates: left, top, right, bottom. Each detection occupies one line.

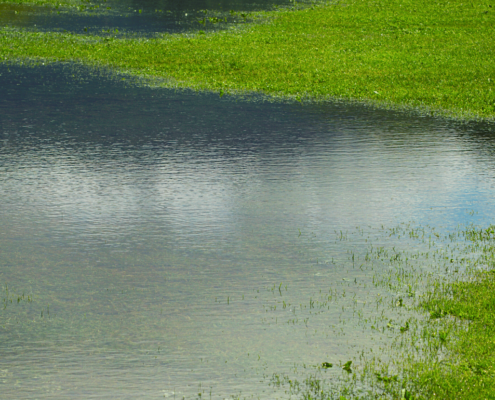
left=260, top=222, right=495, bottom=399
left=2, top=282, right=33, bottom=310
left=1, top=0, right=495, bottom=120
left=356, top=225, right=495, bottom=399
left=406, top=227, right=495, bottom=399
left=1, top=0, right=110, bottom=12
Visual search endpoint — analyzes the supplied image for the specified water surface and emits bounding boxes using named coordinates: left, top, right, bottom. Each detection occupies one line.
left=0, top=0, right=299, bottom=35
left=1, top=63, right=495, bottom=399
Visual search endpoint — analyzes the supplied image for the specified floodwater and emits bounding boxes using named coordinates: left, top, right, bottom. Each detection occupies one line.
left=2, top=62, right=495, bottom=399
left=1, top=3, right=495, bottom=399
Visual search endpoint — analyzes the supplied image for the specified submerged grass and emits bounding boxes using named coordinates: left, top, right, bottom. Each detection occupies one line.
left=407, top=227, right=495, bottom=399
left=265, top=223, right=495, bottom=399
left=1, top=0, right=495, bottom=120
left=1, top=0, right=110, bottom=11
left=346, top=224, right=495, bottom=399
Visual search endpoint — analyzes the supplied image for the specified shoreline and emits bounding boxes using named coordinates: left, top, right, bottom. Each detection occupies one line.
left=1, top=0, right=494, bottom=121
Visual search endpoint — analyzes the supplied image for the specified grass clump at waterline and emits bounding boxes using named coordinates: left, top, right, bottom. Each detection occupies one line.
left=360, top=224, right=495, bottom=399
left=1, top=0, right=495, bottom=120
left=410, top=229, right=495, bottom=399
left=272, top=224, right=495, bottom=399
left=412, top=273, right=495, bottom=398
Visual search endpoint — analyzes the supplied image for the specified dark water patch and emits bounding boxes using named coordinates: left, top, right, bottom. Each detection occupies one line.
left=0, top=2, right=220, bottom=35
left=110, top=0, right=295, bottom=12
left=0, top=0, right=300, bottom=35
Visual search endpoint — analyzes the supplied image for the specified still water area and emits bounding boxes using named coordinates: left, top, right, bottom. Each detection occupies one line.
left=0, top=0, right=299, bottom=35
left=1, top=60, right=495, bottom=399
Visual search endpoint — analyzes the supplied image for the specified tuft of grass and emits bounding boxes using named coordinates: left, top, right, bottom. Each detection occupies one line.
left=1, top=0, right=495, bottom=120
left=2, top=282, right=33, bottom=310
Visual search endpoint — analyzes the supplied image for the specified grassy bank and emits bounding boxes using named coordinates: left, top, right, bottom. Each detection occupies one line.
left=1, top=0, right=495, bottom=120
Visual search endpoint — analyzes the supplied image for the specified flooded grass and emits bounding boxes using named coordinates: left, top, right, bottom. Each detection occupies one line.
left=406, top=226, right=495, bottom=399
left=375, top=224, right=495, bottom=399
left=260, top=223, right=495, bottom=399
left=1, top=0, right=495, bottom=120
left=1, top=0, right=111, bottom=12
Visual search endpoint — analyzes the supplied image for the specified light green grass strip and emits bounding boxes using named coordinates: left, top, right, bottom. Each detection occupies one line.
left=1, top=0, right=495, bottom=120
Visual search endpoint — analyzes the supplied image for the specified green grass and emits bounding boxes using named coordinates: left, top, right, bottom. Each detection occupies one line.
left=1, top=0, right=495, bottom=120
left=413, top=276, right=495, bottom=398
